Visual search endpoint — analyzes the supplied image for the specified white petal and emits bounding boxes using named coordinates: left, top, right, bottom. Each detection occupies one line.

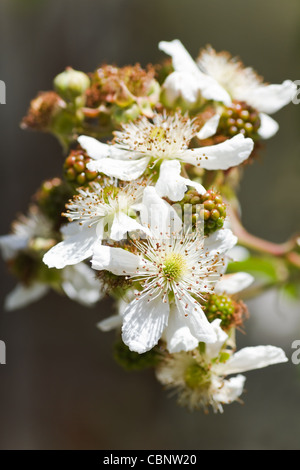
left=213, top=375, right=246, bottom=404
left=246, top=80, right=297, bottom=114
left=122, top=292, right=170, bottom=353
left=159, top=40, right=231, bottom=105
left=87, top=156, right=150, bottom=180
left=91, top=244, right=140, bottom=275
left=227, top=245, right=250, bottom=262
left=140, top=186, right=182, bottom=237
left=96, top=315, right=122, bottom=332
left=61, top=263, right=102, bottom=306
left=258, top=113, right=279, bottom=139
left=163, top=302, right=199, bottom=353
left=205, top=319, right=229, bottom=359
left=205, top=228, right=237, bottom=256
left=183, top=134, right=254, bottom=170
left=197, top=113, right=220, bottom=139
left=159, top=39, right=200, bottom=75
left=43, top=225, right=98, bottom=269
left=5, top=282, right=49, bottom=311
left=161, top=72, right=201, bottom=107
left=174, top=292, right=217, bottom=344
left=78, top=135, right=129, bottom=160
left=155, top=160, right=206, bottom=202
left=0, top=234, right=28, bottom=260
left=219, top=345, right=288, bottom=376
left=214, top=272, right=254, bottom=295
left=110, top=212, right=150, bottom=241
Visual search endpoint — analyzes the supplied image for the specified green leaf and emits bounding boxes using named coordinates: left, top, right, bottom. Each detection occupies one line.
left=227, top=256, right=285, bottom=283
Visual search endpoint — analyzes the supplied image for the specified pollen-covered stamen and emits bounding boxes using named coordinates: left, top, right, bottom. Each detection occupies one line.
left=113, top=112, right=197, bottom=160
left=162, top=253, right=187, bottom=281
left=197, top=46, right=263, bottom=100
left=184, top=361, right=211, bottom=390
left=128, top=234, right=225, bottom=303
left=62, top=180, right=145, bottom=226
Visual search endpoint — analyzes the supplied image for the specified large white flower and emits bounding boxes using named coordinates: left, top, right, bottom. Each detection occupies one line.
left=43, top=181, right=149, bottom=269
left=79, top=113, right=254, bottom=185
left=159, top=40, right=296, bottom=139
left=91, top=187, right=237, bottom=354
left=156, top=319, right=288, bottom=413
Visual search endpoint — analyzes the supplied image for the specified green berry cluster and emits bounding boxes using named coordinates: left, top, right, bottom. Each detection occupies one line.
left=179, top=189, right=226, bottom=235
left=204, top=293, right=248, bottom=331
left=218, top=100, right=261, bottom=140
left=204, top=293, right=235, bottom=329
left=113, top=340, right=160, bottom=371
left=64, top=149, right=100, bottom=186
left=8, top=251, right=61, bottom=287
left=36, top=178, right=73, bottom=228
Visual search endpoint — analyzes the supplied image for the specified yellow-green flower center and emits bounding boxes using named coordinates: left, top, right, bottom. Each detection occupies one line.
left=162, top=253, right=186, bottom=281
left=149, top=126, right=166, bottom=142
left=184, top=362, right=211, bottom=390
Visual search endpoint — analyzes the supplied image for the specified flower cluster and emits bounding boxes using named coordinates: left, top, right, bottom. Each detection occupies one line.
left=2, top=39, right=297, bottom=413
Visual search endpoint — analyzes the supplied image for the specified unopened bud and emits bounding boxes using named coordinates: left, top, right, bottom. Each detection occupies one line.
left=54, top=67, right=90, bottom=101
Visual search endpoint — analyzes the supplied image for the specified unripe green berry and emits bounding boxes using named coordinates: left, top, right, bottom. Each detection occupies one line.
left=63, top=148, right=101, bottom=187
left=204, top=200, right=215, bottom=211
left=74, top=161, right=85, bottom=173
left=218, top=100, right=261, bottom=141
left=204, top=293, right=248, bottom=330
left=211, top=209, right=220, bottom=221
left=176, top=188, right=227, bottom=236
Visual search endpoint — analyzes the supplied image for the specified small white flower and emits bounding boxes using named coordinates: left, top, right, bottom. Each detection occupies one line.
left=156, top=319, right=288, bottom=413
left=0, top=208, right=102, bottom=310
left=80, top=113, right=253, bottom=182
left=43, top=181, right=149, bottom=269
left=4, top=263, right=103, bottom=311
left=159, top=40, right=296, bottom=140
left=0, top=206, right=54, bottom=261
left=91, top=187, right=238, bottom=354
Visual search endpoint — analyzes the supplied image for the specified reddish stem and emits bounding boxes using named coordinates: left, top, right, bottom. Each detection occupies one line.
left=228, top=206, right=299, bottom=257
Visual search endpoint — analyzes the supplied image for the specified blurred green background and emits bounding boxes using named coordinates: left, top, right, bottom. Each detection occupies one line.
left=0, top=0, right=300, bottom=449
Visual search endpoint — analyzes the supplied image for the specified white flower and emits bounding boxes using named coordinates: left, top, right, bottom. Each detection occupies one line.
left=156, top=319, right=288, bottom=413
left=159, top=40, right=296, bottom=140
left=91, top=187, right=238, bottom=354
left=43, top=181, right=149, bottom=269
left=0, top=208, right=102, bottom=310
left=4, top=263, right=103, bottom=311
left=0, top=206, right=54, bottom=261
left=80, top=113, right=254, bottom=183
left=214, top=271, right=254, bottom=295
left=155, top=159, right=206, bottom=202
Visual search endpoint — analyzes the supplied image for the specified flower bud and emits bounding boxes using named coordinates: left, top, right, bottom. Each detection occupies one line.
left=35, top=178, right=73, bottom=228
left=54, top=67, right=90, bottom=102
left=21, top=91, right=65, bottom=131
